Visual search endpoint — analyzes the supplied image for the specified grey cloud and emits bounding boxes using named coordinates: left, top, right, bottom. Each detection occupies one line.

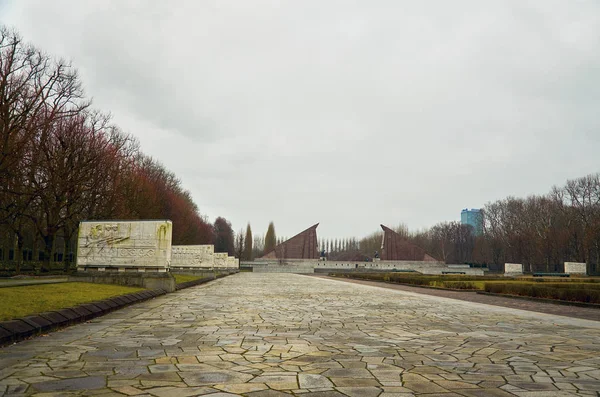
left=2, top=0, right=599, bottom=238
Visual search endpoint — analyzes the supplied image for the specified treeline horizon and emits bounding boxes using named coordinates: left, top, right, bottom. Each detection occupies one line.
left=0, top=27, right=235, bottom=272
left=241, top=172, right=600, bottom=274
left=331, top=172, right=600, bottom=273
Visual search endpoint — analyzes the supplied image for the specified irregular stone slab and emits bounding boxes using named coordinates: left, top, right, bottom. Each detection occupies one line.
left=245, top=391, right=294, bottom=397
left=214, top=382, right=269, bottom=394
left=204, top=394, right=245, bottom=397
left=148, top=386, right=218, bottom=397
left=31, top=376, right=105, bottom=392
left=336, top=387, right=382, bottom=397
left=297, top=391, right=347, bottom=397
left=0, top=273, right=599, bottom=397
left=299, top=374, right=334, bottom=389
left=322, top=368, right=373, bottom=378
left=181, top=371, right=252, bottom=386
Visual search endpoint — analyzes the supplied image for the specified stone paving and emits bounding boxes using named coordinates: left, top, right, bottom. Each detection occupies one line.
left=1, top=273, right=600, bottom=396
left=321, top=276, right=600, bottom=322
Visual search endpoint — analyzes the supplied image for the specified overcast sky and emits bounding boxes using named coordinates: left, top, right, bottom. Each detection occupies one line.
left=1, top=1, right=599, bottom=240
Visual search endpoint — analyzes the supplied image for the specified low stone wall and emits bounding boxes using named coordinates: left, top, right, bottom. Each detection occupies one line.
left=69, top=271, right=176, bottom=292
left=243, top=260, right=485, bottom=275
left=252, top=264, right=315, bottom=274
left=170, top=246, right=239, bottom=271
left=75, top=220, right=240, bottom=273
left=171, top=268, right=239, bottom=277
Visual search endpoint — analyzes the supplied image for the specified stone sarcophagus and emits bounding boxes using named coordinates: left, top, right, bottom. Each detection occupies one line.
left=227, top=256, right=239, bottom=268
left=564, top=262, right=587, bottom=275
left=76, top=220, right=172, bottom=272
left=504, top=263, right=523, bottom=275
left=171, top=245, right=215, bottom=269
left=213, top=253, right=228, bottom=268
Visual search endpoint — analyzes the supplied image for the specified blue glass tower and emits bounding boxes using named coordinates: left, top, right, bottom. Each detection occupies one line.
left=461, top=208, right=483, bottom=236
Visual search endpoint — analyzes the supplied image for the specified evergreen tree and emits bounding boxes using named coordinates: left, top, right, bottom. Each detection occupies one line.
left=213, top=217, right=235, bottom=255
left=264, top=222, right=277, bottom=254
left=243, top=223, right=253, bottom=260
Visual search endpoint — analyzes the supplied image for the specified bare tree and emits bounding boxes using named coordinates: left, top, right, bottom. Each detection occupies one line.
left=234, top=228, right=244, bottom=259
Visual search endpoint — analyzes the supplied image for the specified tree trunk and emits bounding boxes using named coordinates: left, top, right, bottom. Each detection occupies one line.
left=14, top=231, right=23, bottom=274
left=63, top=227, right=74, bottom=273
left=595, top=241, right=600, bottom=275
left=42, top=233, right=55, bottom=272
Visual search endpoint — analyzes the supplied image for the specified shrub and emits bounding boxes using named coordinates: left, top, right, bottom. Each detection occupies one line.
left=436, top=281, right=478, bottom=290
left=330, top=272, right=485, bottom=289
left=484, top=283, right=600, bottom=304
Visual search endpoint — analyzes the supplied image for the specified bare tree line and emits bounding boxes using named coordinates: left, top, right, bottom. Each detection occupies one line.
left=323, top=175, right=600, bottom=274
left=0, top=27, right=217, bottom=273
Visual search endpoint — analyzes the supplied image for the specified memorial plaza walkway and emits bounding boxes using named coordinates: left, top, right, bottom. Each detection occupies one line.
left=1, top=273, right=600, bottom=396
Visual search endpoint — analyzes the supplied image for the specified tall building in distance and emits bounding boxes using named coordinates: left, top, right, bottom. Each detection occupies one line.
left=461, top=208, right=483, bottom=236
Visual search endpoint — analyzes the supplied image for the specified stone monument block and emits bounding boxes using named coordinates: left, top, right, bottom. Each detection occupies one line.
left=504, top=263, right=523, bottom=275
left=214, top=253, right=228, bottom=268
left=564, top=262, right=587, bottom=275
left=171, top=245, right=215, bottom=269
left=76, top=220, right=172, bottom=272
left=226, top=256, right=239, bottom=268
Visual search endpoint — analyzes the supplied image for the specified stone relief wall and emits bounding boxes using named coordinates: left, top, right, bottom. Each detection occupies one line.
left=171, top=245, right=215, bottom=268
left=213, top=253, right=228, bottom=268
left=76, top=220, right=172, bottom=272
left=226, top=256, right=239, bottom=268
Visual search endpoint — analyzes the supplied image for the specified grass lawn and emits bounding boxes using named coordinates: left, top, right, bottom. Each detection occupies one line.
left=172, top=274, right=205, bottom=284
left=0, top=282, right=144, bottom=321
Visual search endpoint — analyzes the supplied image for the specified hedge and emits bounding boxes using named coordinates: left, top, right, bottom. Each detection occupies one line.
left=484, top=282, right=600, bottom=304
left=332, top=272, right=485, bottom=289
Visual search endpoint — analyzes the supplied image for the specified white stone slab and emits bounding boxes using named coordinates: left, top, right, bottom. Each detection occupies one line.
left=214, top=253, right=228, bottom=268
left=226, top=256, right=239, bottom=268
left=76, top=220, right=172, bottom=271
left=504, top=263, right=523, bottom=274
left=171, top=245, right=215, bottom=268
left=564, top=262, right=587, bottom=275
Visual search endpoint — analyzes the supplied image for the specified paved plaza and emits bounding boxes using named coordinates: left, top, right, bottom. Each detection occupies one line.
left=1, top=274, right=600, bottom=396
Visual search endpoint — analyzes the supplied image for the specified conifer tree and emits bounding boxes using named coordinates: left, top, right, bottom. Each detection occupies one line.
left=264, top=222, right=277, bottom=254
left=243, top=223, right=253, bottom=260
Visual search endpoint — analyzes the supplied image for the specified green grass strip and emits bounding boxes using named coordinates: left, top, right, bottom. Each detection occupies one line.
left=172, top=274, right=204, bottom=284
left=0, top=282, right=144, bottom=321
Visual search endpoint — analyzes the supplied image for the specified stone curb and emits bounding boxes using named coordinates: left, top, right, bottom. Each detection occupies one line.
left=175, top=277, right=214, bottom=291
left=0, top=288, right=168, bottom=347
left=476, top=291, right=600, bottom=309
left=174, top=271, right=238, bottom=291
